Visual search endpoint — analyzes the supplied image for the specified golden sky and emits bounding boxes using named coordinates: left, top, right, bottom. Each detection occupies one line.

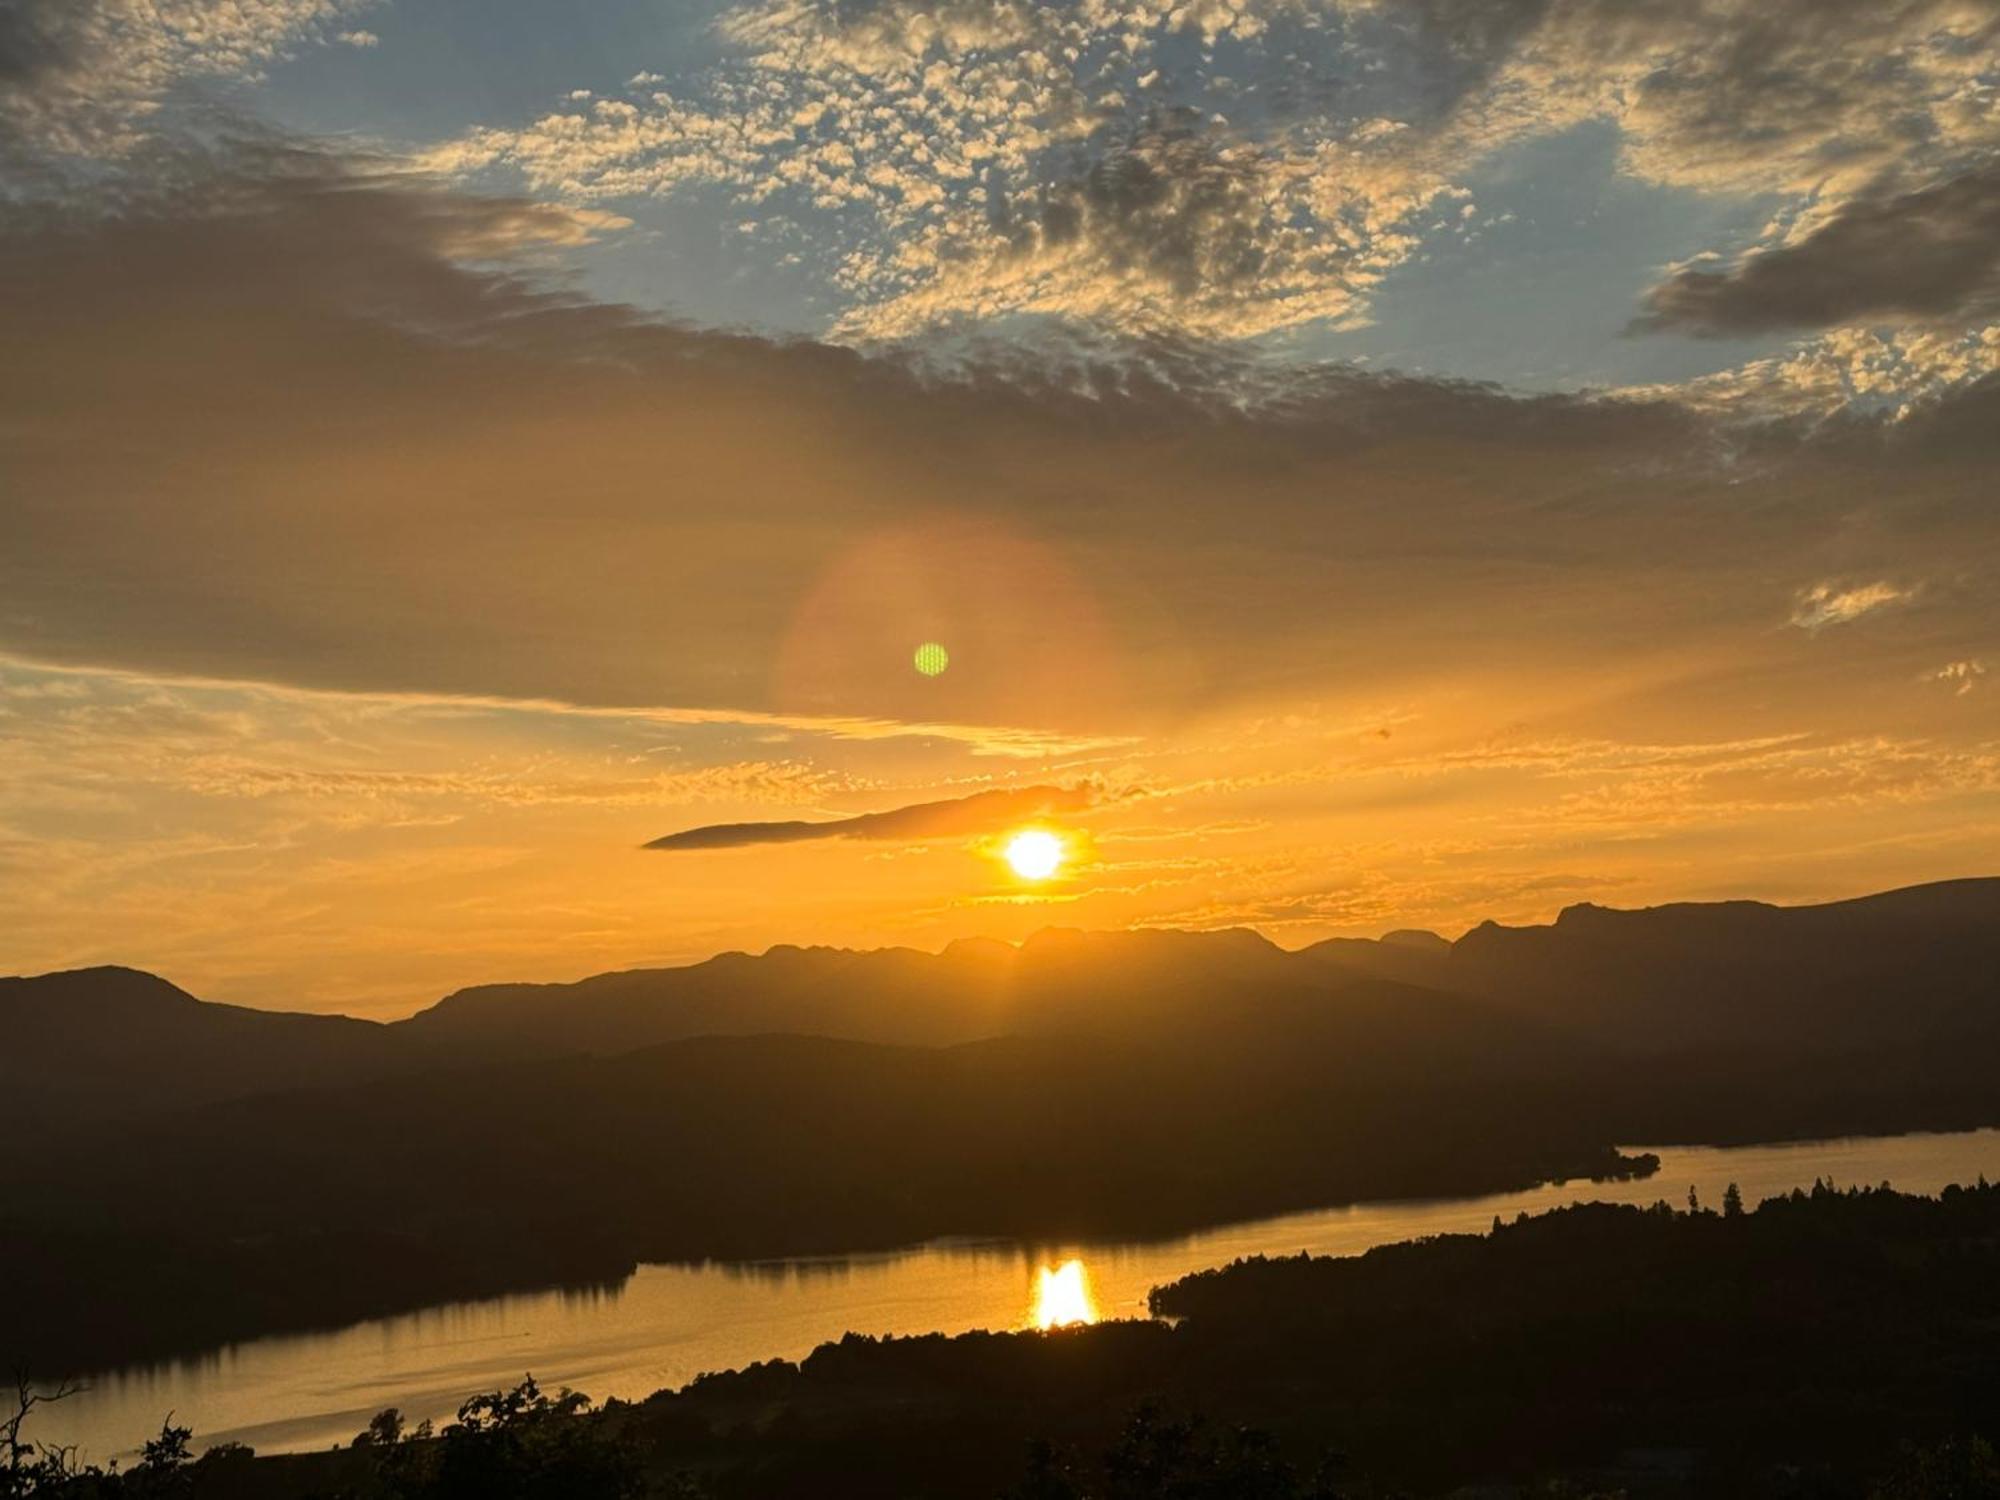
left=2, top=3, right=1998, bottom=1015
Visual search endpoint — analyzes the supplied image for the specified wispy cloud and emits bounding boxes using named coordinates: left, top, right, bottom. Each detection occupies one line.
left=0, top=652, right=1124, bottom=760
left=1790, top=581, right=1917, bottom=632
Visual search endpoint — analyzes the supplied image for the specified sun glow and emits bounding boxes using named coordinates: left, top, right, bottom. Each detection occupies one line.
left=1030, top=1259, right=1099, bottom=1330
left=1003, top=828, right=1066, bottom=880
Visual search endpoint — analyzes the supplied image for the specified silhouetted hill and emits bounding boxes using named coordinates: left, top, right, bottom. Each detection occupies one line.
left=400, top=877, right=2000, bottom=1063
left=0, top=965, right=408, bottom=1135
left=1300, top=929, right=1455, bottom=987
left=5, top=999, right=1639, bottom=1372
left=13, top=879, right=1995, bottom=1119
left=1441, top=876, right=2000, bottom=1050
left=394, top=925, right=1317, bottom=1058
left=8, top=878, right=2000, bottom=1372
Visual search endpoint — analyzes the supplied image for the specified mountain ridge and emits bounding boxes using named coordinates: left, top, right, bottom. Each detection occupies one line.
left=7, top=877, right=1995, bottom=1131
left=7, top=876, right=2000, bottom=1372
left=13, top=875, right=1994, bottom=1030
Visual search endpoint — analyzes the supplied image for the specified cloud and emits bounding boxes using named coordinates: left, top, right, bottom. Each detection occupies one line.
left=423, top=0, right=2000, bottom=349
left=645, top=784, right=1100, bottom=850
left=1461, top=0, right=1999, bottom=200
left=1790, top=581, right=1917, bottom=632
left=1636, top=166, right=2000, bottom=337
left=1926, top=660, right=1987, bottom=695
left=5, top=137, right=2000, bottom=765
left=422, top=0, right=1478, bottom=341
left=1628, top=324, right=2000, bottom=421
left=833, top=108, right=1409, bottom=341
left=0, top=0, right=381, bottom=166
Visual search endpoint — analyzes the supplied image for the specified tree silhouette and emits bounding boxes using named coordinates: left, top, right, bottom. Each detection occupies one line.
left=343, top=1378, right=644, bottom=1500
left=2, top=1377, right=104, bottom=1498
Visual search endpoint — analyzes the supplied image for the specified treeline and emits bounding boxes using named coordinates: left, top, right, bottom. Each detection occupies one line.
left=11, top=1182, right=2000, bottom=1497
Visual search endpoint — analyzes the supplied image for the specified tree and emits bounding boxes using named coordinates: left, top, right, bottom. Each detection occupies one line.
left=125, top=1415, right=194, bottom=1498
left=355, top=1409, right=408, bottom=1448
left=1722, top=1182, right=1744, bottom=1218
left=427, top=1377, right=641, bottom=1500
left=138, top=1416, right=191, bottom=1473
left=2, top=1377, right=105, bottom=1499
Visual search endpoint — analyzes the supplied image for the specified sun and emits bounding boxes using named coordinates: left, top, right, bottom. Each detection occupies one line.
left=1003, top=828, right=1066, bottom=881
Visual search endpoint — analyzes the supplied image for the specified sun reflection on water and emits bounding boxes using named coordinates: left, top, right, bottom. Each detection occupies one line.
left=1029, top=1259, right=1099, bottom=1330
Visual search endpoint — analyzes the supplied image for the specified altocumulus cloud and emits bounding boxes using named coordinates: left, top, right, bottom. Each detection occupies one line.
left=424, top=0, right=2000, bottom=363
left=1790, top=581, right=1917, bottom=632
left=0, top=0, right=381, bottom=165
left=645, top=784, right=1102, bottom=851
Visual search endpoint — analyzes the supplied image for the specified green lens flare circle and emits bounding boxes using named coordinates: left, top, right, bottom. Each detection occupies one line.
left=913, top=642, right=950, bottom=677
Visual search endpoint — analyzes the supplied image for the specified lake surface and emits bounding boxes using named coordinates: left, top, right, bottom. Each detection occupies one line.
left=41, top=1128, right=2000, bottom=1462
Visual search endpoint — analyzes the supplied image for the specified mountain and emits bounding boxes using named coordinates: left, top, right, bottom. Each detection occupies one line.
left=0, top=965, right=407, bottom=1133
left=9, top=878, right=1997, bottom=1131
left=403, top=877, right=2000, bottom=1064
left=393, top=925, right=1319, bottom=1059
left=1437, top=876, right=2000, bottom=1050
left=7, top=878, right=2000, bottom=1371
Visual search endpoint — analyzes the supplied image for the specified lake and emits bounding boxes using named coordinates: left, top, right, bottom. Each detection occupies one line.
left=39, top=1128, right=2000, bottom=1462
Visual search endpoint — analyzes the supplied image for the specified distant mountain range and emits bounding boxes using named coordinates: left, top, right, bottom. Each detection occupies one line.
left=10, top=878, right=1997, bottom=1125
left=4, top=878, right=1998, bottom=1372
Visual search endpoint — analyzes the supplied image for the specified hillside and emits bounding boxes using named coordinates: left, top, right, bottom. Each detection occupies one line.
left=402, top=876, right=2000, bottom=1060
left=0, top=966, right=409, bottom=1133
left=1307, top=876, right=2000, bottom=1050
left=11, top=879, right=1996, bottom=1114
left=6, top=878, right=1999, bottom=1372
left=4, top=999, right=1637, bottom=1372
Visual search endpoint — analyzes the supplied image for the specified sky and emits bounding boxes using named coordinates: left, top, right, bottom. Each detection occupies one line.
left=2, top=0, right=1998, bottom=1016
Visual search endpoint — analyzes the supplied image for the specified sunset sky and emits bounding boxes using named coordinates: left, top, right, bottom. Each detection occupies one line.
left=3, top=0, right=1997, bottom=1015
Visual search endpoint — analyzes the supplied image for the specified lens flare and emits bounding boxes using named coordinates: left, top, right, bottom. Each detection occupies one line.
left=1003, top=829, right=1065, bottom=880
left=1031, top=1259, right=1099, bottom=1330
left=913, top=641, right=950, bottom=676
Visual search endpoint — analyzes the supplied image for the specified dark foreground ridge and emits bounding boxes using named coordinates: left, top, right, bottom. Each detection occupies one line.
left=4, top=878, right=1998, bottom=1371
left=10, top=1181, right=1999, bottom=1497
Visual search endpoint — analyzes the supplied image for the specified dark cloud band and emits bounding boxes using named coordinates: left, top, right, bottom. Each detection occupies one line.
left=645, top=785, right=1100, bottom=851
left=1634, top=165, right=2000, bottom=337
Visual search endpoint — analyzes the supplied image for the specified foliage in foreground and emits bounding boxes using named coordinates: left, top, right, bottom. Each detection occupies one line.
left=3, top=1379, right=248, bottom=1498
left=336, top=1377, right=648, bottom=1500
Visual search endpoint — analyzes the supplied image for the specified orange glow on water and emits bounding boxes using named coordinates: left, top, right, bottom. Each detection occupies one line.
left=1029, top=1259, right=1099, bottom=1330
